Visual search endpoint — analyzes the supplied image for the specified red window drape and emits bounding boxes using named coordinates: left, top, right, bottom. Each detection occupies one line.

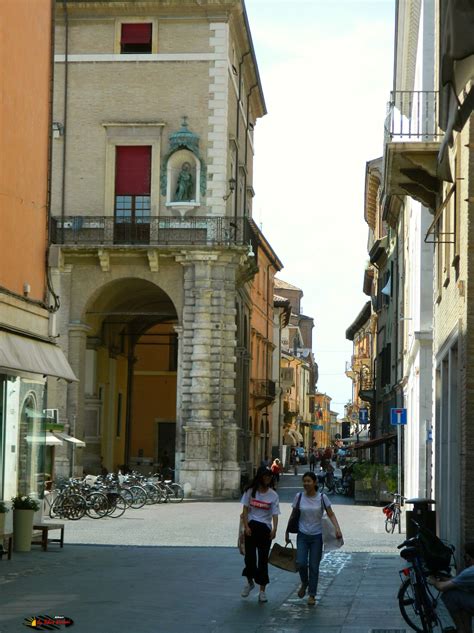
left=121, top=23, right=152, bottom=45
left=115, top=146, right=151, bottom=195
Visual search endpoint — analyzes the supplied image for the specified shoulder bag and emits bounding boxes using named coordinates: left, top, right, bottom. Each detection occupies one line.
left=320, top=494, right=344, bottom=552
left=286, top=492, right=303, bottom=534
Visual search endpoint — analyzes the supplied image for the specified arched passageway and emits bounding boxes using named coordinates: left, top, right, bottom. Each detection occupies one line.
left=81, top=278, right=178, bottom=473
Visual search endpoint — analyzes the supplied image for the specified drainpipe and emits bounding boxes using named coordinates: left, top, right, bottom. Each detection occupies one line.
left=243, top=83, right=258, bottom=216
left=45, top=1, right=61, bottom=314
left=234, top=52, right=250, bottom=227
left=61, top=0, right=69, bottom=244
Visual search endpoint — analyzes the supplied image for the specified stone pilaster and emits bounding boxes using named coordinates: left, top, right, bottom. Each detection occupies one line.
left=176, top=250, right=241, bottom=497
left=67, top=323, right=89, bottom=476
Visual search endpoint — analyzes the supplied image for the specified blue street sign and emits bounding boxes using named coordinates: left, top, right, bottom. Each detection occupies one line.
left=391, top=408, right=407, bottom=426
left=311, top=424, right=324, bottom=431
left=359, top=408, right=369, bottom=424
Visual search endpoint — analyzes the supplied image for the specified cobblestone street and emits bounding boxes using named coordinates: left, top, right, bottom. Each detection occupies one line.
left=0, top=474, right=425, bottom=633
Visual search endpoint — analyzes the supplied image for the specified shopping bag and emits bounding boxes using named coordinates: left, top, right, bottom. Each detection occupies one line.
left=238, top=513, right=245, bottom=556
left=269, top=542, right=298, bottom=573
left=321, top=515, right=344, bottom=551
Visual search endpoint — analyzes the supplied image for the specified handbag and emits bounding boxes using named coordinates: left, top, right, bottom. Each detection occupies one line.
left=269, top=542, right=298, bottom=573
left=321, top=494, right=344, bottom=552
left=286, top=492, right=302, bottom=534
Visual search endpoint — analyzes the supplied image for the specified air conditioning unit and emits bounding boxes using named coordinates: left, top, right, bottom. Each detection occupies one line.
left=44, top=408, right=59, bottom=424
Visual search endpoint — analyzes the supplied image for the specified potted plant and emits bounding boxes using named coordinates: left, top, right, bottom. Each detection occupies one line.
left=0, top=501, right=9, bottom=535
left=11, top=495, right=40, bottom=552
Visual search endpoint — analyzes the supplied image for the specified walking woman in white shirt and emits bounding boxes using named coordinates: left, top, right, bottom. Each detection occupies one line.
left=241, top=466, right=280, bottom=603
left=285, top=471, right=343, bottom=606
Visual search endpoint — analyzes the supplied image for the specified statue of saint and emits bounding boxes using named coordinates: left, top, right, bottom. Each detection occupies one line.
left=175, top=162, right=194, bottom=201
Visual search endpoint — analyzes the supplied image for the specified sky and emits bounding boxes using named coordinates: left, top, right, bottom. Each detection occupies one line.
left=245, top=0, right=396, bottom=416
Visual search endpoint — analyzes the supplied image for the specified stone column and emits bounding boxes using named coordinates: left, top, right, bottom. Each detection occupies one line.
left=173, top=324, right=185, bottom=478
left=67, top=323, right=89, bottom=476
left=176, top=251, right=240, bottom=497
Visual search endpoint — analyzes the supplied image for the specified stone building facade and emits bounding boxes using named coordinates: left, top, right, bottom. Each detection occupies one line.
left=48, top=0, right=266, bottom=497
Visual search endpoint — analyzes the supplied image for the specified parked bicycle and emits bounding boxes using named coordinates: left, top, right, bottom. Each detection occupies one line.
left=398, top=521, right=455, bottom=633
left=151, top=473, right=184, bottom=503
left=383, top=492, right=405, bottom=533
left=317, top=467, right=336, bottom=494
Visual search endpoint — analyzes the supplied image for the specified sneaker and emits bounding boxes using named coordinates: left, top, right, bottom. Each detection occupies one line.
left=241, top=581, right=255, bottom=597
left=297, top=583, right=307, bottom=598
left=307, top=595, right=316, bottom=606
left=258, top=591, right=268, bottom=603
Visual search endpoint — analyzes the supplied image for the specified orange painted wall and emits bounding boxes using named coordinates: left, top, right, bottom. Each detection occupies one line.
left=130, top=324, right=177, bottom=460
left=0, top=0, right=52, bottom=300
left=249, top=247, right=277, bottom=463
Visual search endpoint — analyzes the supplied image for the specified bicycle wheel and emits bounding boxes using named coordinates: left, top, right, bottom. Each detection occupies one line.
left=145, top=483, right=162, bottom=504
left=85, top=492, right=109, bottom=519
left=398, top=578, right=439, bottom=633
left=61, top=494, right=86, bottom=520
left=109, top=494, right=127, bottom=518
left=129, top=486, right=147, bottom=509
left=119, top=487, right=134, bottom=508
left=49, top=495, right=62, bottom=519
left=168, top=483, right=184, bottom=503
left=385, top=516, right=394, bottom=533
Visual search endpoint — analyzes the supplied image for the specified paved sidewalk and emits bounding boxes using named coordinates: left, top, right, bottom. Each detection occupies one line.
left=0, top=545, right=416, bottom=633
left=0, top=473, right=424, bottom=632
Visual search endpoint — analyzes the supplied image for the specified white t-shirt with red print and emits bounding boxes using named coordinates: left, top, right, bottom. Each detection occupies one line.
left=241, top=488, right=281, bottom=529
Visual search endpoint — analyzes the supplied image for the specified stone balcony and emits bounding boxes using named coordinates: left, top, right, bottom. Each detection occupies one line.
left=50, top=215, right=256, bottom=249
left=383, top=90, right=441, bottom=210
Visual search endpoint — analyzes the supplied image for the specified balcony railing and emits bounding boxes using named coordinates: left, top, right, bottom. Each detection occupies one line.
left=252, top=380, right=276, bottom=401
left=50, top=216, right=256, bottom=248
left=386, top=90, right=441, bottom=142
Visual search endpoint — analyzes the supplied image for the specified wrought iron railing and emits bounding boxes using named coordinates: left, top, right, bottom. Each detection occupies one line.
left=252, top=380, right=276, bottom=400
left=385, top=90, right=441, bottom=141
left=50, top=216, right=256, bottom=248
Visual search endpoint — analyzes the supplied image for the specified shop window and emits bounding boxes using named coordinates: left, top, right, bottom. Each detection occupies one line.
left=121, top=23, right=152, bottom=54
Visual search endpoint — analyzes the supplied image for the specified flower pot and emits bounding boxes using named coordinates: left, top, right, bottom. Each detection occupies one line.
left=0, top=513, right=6, bottom=535
left=13, top=509, right=35, bottom=552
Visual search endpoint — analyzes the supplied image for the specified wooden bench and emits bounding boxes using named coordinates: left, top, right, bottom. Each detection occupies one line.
left=0, top=532, right=13, bottom=560
left=31, top=523, right=64, bottom=552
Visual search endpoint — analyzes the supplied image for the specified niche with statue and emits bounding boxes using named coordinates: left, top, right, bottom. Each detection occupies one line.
left=161, top=118, right=207, bottom=212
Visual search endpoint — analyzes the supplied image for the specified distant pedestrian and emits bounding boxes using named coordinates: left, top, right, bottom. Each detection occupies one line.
left=285, top=471, right=343, bottom=606
left=271, top=458, right=283, bottom=485
left=309, top=450, right=316, bottom=473
left=261, top=455, right=271, bottom=468
left=241, top=466, right=280, bottom=603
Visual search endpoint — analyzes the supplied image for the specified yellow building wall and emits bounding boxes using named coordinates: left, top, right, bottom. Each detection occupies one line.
left=130, top=324, right=177, bottom=461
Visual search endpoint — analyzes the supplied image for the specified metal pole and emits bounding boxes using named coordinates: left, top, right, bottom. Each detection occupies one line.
left=397, top=422, right=402, bottom=533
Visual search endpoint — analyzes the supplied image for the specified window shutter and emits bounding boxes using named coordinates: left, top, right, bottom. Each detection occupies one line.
left=121, top=23, right=152, bottom=45
left=115, top=146, right=151, bottom=195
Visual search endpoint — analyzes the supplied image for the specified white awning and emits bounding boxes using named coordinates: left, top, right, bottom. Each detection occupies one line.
left=54, top=432, right=85, bottom=447
left=26, top=434, right=64, bottom=446
left=0, top=331, right=77, bottom=382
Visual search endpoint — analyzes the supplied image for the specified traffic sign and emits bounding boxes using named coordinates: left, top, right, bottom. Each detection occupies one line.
left=391, top=408, right=407, bottom=426
left=311, top=424, right=324, bottom=431
left=359, top=408, right=369, bottom=424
